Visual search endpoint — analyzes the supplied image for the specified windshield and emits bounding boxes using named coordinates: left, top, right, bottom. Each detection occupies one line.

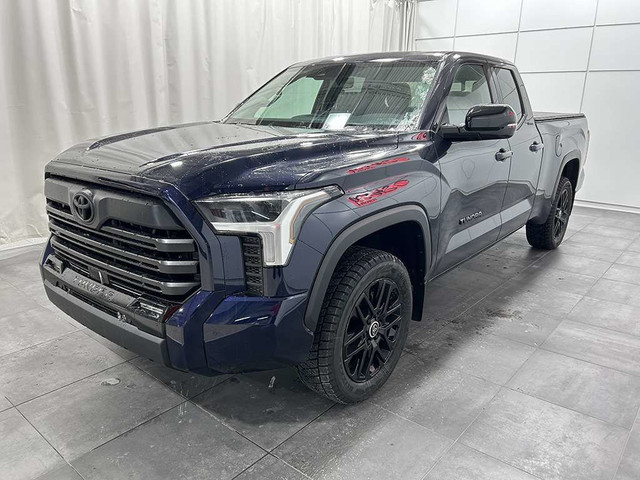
left=224, top=60, right=438, bottom=131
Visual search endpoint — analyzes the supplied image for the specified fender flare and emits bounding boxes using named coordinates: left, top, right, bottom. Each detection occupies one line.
left=555, top=149, right=581, bottom=193
left=303, top=204, right=432, bottom=332
left=530, top=149, right=582, bottom=225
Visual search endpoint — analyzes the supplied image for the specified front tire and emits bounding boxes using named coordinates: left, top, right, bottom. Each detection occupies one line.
left=526, top=176, right=574, bottom=250
left=297, top=247, right=412, bottom=404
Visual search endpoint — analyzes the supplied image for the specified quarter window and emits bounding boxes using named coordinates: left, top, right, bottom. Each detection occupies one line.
left=495, top=68, right=524, bottom=120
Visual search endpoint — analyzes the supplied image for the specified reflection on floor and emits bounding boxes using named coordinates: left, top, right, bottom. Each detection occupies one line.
left=1, top=206, right=640, bottom=480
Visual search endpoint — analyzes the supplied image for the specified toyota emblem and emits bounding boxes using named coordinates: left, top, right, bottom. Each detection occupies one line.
left=72, top=191, right=95, bottom=223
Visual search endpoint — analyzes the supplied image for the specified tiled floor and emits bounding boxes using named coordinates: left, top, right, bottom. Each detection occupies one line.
left=1, top=205, right=640, bottom=480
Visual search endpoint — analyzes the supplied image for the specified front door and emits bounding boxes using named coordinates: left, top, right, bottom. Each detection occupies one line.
left=433, top=63, right=511, bottom=275
left=492, top=66, right=544, bottom=237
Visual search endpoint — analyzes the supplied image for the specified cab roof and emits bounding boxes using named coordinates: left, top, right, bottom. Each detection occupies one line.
left=293, top=51, right=515, bottom=67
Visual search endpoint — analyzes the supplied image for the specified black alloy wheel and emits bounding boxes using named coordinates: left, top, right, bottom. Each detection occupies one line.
left=342, top=278, right=403, bottom=383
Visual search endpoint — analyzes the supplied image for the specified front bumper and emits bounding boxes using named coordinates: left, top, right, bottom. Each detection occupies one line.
left=43, top=277, right=170, bottom=364
left=41, top=254, right=315, bottom=374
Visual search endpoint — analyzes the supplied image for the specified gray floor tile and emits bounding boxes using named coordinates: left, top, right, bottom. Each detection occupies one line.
left=422, top=284, right=480, bottom=322
left=19, top=363, right=183, bottom=460
left=459, top=253, right=534, bottom=279
left=82, top=329, right=137, bottom=361
left=460, top=389, right=629, bottom=480
left=616, top=417, right=640, bottom=480
left=568, top=297, right=640, bottom=337
left=0, top=306, right=77, bottom=357
left=531, top=251, right=612, bottom=278
left=484, top=240, right=548, bottom=262
left=235, top=454, right=309, bottom=480
left=406, top=315, right=448, bottom=350
left=512, top=267, right=598, bottom=296
left=425, top=443, right=539, bottom=480
left=566, top=231, right=634, bottom=250
left=130, top=356, right=228, bottom=398
left=458, top=302, right=562, bottom=347
left=0, top=282, right=43, bottom=315
left=508, top=349, right=640, bottom=428
left=0, top=330, right=124, bottom=404
left=274, top=402, right=452, bottom=480
left=478, top=280, right=583, bottom=318
left=542, top=320, right=640, bottom=376
left=628, top=237, right=640, bottom=253
left=72, top=403, right=264, bottom=480
left=586, top=278, right=640, bottom=307
left=36, top=464, right=83, bottom=480
left=373, top=354, right=500, bottom=439
left=556, top=240, right=625, bottom=262
left=581, top=224, right=640, bottom=240
left=603, top=263, right=640, bottom=286
left=0, top=408, right=65, bottom=480
left=192, top=368, right=334, bottom=451
left=408, top=320, right=535, bottom=385
left=594, top=210, right=640, bottom=225
left=616, top=250, right=640, bottom=268
left=0, top=394, right=12, bottom=412
left=429, top=266, right=503, bottom=295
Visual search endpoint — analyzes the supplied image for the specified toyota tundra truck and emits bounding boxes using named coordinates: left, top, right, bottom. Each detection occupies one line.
left=40, top=52, right=588, bottom=403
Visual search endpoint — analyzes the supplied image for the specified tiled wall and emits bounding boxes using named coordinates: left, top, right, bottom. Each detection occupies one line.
left=415, top=0, right=640, bottom=210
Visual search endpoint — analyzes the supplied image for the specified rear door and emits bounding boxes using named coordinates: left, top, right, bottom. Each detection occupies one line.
left=492, top=66, right=543, bottom=237
left=433, top=63, right=511, bottom=275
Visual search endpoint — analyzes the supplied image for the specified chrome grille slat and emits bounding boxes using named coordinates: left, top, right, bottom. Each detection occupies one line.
left=49, top=222, right=198, bottom=274
left=46, top=205, right=195, bottom=253
left=45, top=180, right=201, bottom=301
left=51, top=237, right=199, bottom=297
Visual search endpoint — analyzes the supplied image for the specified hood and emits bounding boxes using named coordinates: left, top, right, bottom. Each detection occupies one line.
left=49, top=121, right=399, bottom=199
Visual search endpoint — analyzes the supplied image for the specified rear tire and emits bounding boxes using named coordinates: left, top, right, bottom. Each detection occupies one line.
left=526, top=176, right=574, bottom=250
left=296, top=246, right=412, bottom=404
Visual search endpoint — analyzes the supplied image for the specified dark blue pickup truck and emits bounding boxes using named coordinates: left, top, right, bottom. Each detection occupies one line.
left=41, top=52, right=588, bottom=403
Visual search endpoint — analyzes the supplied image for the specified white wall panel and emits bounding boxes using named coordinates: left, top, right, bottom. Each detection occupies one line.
left=596, top=0, right=640, bottom=25
left=455, top=0, right=521, bottom=36
left=516, top=28, right=592, bottom=72
left=580, top=71, right=640, bottom=207
left=416, top=37, right=455, bottom=51
left=454, top=33, right=517, bottom=62
left=520, top=0, right=597, bottom=31
left=416, top=0, right=457, bottom=39
left=589, top=24, right=640, bottom=71
left=519, top=72, right=585, bottom=112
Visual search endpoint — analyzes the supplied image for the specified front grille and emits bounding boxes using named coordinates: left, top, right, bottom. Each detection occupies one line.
left=45, top=180, right=201, bottom=303
left=241, top=236, right=264, bottom=295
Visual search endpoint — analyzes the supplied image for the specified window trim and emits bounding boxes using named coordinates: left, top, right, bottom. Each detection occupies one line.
left=436, top=62, right=497, bottom=129
left=492, top=66, right=526, bottom=129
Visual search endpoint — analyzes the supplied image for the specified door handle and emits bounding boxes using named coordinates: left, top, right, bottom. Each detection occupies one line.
left=530, top=141, right=543, bottom=152
left=495, top=148, right=513, bottom=162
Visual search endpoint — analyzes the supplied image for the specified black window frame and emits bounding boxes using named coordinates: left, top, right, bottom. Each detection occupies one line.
left=436, top=62, right=498, bottom=129
left=492, top=66, right=526, bottom=127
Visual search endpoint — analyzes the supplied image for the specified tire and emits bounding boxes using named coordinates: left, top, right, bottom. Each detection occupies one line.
left=296, top=246, right=412, bottom=404
left=526, top=176, right=574, bottom=250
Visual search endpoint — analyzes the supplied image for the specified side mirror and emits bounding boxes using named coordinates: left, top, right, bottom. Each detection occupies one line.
left=441, top=104, right=517, bottom=141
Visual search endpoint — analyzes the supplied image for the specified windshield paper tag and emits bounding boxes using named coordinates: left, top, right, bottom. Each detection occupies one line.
left=323, top=113, right=351, bottom=130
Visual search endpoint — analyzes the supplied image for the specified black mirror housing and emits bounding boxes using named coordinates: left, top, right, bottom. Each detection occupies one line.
left=441, top=104, right=517, bottom=141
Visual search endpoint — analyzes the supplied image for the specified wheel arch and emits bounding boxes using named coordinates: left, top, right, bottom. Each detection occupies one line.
left=303, top=205, right=432, bottom=333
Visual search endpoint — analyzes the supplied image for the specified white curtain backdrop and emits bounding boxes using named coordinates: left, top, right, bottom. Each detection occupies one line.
left=0, top=0, right=407, bottom=246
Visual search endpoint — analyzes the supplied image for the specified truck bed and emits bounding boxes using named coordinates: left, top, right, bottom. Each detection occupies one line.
left=534, top=112, right=586, bottom=123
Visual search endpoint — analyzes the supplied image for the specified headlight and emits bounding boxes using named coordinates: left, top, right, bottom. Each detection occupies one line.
left=195, top=186, right=342, bottom=266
